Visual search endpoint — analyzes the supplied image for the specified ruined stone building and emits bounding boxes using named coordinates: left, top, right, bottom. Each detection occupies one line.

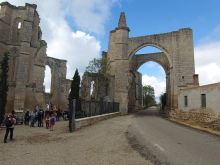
left=0, top=2, right=71, bottom=113
left=82, top=12, right=220, bottom=121
left=1, top=2, right=219, bottom=121
left=81, top=12, right=199, bottom=114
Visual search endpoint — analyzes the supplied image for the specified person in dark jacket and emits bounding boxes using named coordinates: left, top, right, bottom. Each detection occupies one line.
left=3, top=113, right=16, bottom=143
left=24, top=110, right=30, bottom=125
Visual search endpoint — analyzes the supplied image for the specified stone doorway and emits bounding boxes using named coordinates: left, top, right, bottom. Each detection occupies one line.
left=128, top=45, right=170, bottom=112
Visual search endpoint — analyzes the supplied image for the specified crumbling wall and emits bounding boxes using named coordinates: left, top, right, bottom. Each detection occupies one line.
left=0, top=2, right=70, bottom=112
left=80, top=72, right=113, bottom=102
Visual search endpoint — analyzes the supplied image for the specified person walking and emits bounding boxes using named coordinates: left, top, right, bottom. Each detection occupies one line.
left=49, top=112, right=55, bottom=131
left=3, top=113, right=16, bottom=143
left=24, top=110, right=30, bottom=125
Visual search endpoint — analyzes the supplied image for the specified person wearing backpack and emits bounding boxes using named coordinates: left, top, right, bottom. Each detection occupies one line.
left=3, top=113, right=16, bottom=143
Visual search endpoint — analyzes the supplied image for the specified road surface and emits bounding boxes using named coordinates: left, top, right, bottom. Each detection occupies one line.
left=128, top=107, right=220, bottom=165
left=0, top=115, right=153, bottom=165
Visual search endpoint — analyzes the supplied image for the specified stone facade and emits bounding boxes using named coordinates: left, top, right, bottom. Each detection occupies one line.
left=2, top=2, right=214, bottom=118
left=0, top=2, right=71, bottom=112
left=106, top=12, right=197, bottom=114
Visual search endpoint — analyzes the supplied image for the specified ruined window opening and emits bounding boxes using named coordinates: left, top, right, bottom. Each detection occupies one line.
left=201, top=94, right=206, bottom=108
left=184, top=96, right=188, bottom=107
left=90, top=81, right=95, bottom=97
left=18, top=22, right=21, bottom=29
left=182, top=76, right=184, bottom=79
left=43, top=65, right=52, bottom=93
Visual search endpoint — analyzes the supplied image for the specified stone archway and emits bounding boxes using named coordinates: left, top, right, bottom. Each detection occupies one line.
left=45, top=57, right=68, bottom=109
left=129, top=50, right=171, bottom=112
left=107, top=12, right=196, bottom=114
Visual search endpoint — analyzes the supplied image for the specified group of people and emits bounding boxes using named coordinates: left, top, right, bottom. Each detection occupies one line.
left=3, top=105, right=66, bottom=143
left=24, top=105, right=63, bottom=131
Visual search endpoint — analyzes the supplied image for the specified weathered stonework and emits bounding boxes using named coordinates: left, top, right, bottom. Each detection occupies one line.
left=106, top=12, right=196, bottom=114
left=0, top=2, right=71, bottom=112
left=170, top=110, right=219, bottom=123
left=80, top=72, right=114, bottom=102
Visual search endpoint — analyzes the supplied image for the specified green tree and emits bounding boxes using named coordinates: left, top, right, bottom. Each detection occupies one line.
left=68, top=69, right=80, bottom=132
left=0, top=52, right=9, bottom=124
left=142, top=85, right=156, bottom=108
left=86, top=55, right=110, bottom=78
left=69, top=69, right=80, bottom=100
left=85, top=55, right=110, bottom=100
left=85, top=58, right=101, bottom=74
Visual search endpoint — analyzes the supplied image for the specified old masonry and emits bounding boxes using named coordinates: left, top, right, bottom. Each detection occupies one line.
left=0, top=2, right=71, bottom=112
left=1, top=2, right=220, bottom=121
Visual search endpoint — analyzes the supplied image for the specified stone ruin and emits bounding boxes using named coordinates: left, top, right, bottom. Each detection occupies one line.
left=0, top=2, right=71, bottom=113
left=0, top=2, right=200, bottom=115
left=81, top=12, right=199, bottom=114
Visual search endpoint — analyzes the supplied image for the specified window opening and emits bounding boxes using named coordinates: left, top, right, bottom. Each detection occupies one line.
left=18, top=22, right=21, bottom=29
left=184, top=96, right=188, bottom=107
left=201, top=94, right=206, bottom=108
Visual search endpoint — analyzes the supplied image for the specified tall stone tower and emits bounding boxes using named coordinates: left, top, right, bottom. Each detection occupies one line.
left=107, top=12, right=130, bottom=114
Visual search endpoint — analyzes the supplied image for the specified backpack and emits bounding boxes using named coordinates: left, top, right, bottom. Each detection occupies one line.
left=5, top=117, right=13, bottom=127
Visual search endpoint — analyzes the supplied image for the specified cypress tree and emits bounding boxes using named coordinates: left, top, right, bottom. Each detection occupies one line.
left=0, top=52, right=9, bottom=124
left=68, top=69, right=80, bottom=132
left=69, top=69, right=80, bottom=100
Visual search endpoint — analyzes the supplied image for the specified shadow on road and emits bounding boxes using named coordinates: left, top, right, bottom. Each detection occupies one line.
left=134, top=106, right=161, bottom=117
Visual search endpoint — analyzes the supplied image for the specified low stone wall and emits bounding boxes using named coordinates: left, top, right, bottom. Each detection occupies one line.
left=75, top=112, right=121, bottom=130
left=170, top=110, right=219, bottom=123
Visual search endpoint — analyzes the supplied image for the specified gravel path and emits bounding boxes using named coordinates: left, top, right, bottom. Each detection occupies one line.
left=0, top=115, right=153, bottom=165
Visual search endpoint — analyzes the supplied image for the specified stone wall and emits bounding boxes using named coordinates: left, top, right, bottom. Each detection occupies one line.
left=0, top=2, right=71, bottom=112
left=170, top=110, right=219, bottom=123
left=80, top=72, right=114, bottom=102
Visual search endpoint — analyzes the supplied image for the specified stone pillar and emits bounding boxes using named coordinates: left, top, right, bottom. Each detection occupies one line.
left=14, top=42, right=32, bottom=112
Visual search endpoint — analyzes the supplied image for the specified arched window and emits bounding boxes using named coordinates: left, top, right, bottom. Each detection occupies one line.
left=18, top=22, right=21, bottom=29
left=43, top=65, right=52, bottom=93
left=90, top=81, right=95, bottom=97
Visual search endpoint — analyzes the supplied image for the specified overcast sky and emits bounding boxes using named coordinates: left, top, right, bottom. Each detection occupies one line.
left=2, top=0, right=220, bottom=99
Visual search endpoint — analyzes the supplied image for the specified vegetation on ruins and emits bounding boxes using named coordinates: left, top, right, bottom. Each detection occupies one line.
left=86, top=55, right=110, bottom=79
left=86, top=58, right=102, bottom=74
left=142, top=85, right=156, bottom=108
left=0, top=52, right=9, bottom=124
left=85, top=55, right=110, bottom=100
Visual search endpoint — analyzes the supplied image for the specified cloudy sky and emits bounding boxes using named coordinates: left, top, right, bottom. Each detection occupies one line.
left=2, top=0, right=220, bottom=99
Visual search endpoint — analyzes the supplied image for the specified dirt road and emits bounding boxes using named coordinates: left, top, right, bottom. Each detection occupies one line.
left=0, top=115, right=153, bottom=165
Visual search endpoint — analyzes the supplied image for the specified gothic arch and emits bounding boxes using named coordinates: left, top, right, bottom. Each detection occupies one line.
left=107, top=12, right=195, bottom=114
left=130, top=52, right=170, bottom=74
left=128, top=41, right=172, bottom=69
left=45, top=57, right=67, bottom=107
